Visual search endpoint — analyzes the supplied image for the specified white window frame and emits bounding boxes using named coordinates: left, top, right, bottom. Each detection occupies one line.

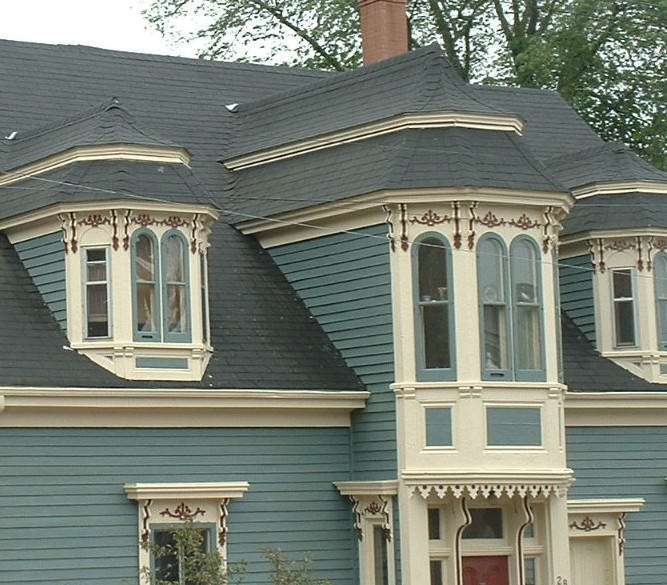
left=82, top=245, right=112, bottom=339
left=611, top=268, right=638, bottom=348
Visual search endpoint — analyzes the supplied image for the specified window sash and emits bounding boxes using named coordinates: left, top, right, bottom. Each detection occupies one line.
left=655, top=254, right=667, bottom=349
left=414, top=235, right=455, bottom=380
left=612, top=269, right=637, bottom=347
left=133, top=232, right=161, bottom=341
left=162, top=232, right=191, bottom=343
left=84, top=247, right=111, bottom=339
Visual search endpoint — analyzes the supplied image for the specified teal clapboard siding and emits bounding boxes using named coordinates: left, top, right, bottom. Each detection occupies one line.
left=269, top=225, right=396, bottom=479
left=567, top=427, right=667, bottom=585
left=559, top=255, right=595, bottom=344
left=0, top=427, right=355, bottom=585
left=14, top=232, right=67, bottom=329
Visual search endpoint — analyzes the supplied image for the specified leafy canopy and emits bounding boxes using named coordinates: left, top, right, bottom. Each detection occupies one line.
left=145, top=0, right=666, bottom=169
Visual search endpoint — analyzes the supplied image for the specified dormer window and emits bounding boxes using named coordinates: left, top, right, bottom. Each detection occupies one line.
left=132, top=229, right=191, bottom=343
left=611, top=269, right=636, bottom=347
left=655, top=253, right=667, bottom=350
left=84, top=247, right=111, bottom=338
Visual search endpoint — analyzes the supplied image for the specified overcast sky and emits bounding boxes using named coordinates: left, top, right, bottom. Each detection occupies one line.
left=0, top=0, right=196, bottom=56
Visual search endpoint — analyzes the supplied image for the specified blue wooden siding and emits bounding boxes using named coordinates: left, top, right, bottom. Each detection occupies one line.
left=0, top=427, right=355, bottom=585
left=559, top=255, right=595, bottom=345
left=269, top=225, right=396, bottom=479
left=567, top=426, right=667, bottom=585
left=14, top=232, right=67, bottom=329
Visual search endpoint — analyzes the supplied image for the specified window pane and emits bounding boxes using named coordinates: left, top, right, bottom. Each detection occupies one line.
left=614, top=300, right=635, bottom=345
left=487, top=407, right=541, bottom=446
left=613, top=270, right=632, bottom=298
left=87, top=262, right=107, bottom=282
left=137, top=283, right=157, bottom=332
left=516, top=306, right=542, bottom=370
left=166, top=236, right=185, bottom=282
left=167, top=285, right=188, bottom=333
left=153, top=529, right=179, bottom=582
left=136, top=234, right=155, bottom=281
left=428, top=508, right=441, bottom=540
left=426, top=408, right=452, bottom=446
left=430, top=560, right=443, bottom=585
left=86, top=284, right=108, bottom=337
left=462, top=508, right=503, bottom=539
left=513, top=241, right=538, bottom=303
left=656, top=256, right=667, bottom=298
left=419, top=238, right=448, bottom=301
left=483, top=305, right=508, bottom=369
left=86, top=248, right=106, bottom=263
left=373, top=525, right=389, bottom=585
left=525, top=557, right=537, bottom=585
left=422, top=304, right=450, bottom=368
left=479, top=239, right=505, bottom=303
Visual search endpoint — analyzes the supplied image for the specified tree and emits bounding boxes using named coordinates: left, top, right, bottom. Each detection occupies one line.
left=144, top=0, right=666, bottom=169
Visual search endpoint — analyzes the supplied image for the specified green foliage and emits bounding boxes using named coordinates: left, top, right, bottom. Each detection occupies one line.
left=144, top=0, right=666, bottom=169
left=142, top=521, right=245, bottom=585
left=263, top=548, right=333, bottom=585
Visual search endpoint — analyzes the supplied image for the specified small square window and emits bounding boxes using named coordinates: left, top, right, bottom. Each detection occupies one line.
left=462, top=508, right=503, bottom=539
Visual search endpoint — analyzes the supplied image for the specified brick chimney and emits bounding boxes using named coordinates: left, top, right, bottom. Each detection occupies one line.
left=359, top=0, right=409, bottom=65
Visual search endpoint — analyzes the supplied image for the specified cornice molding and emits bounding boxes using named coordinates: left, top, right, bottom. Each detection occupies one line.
left=565, top=391, right=667, bottom=426
left=560, top=229, right=667, bottom=249
left=239, top=187, right=572, bottom=248
left=0, top=388, right=369, bottom=427
left=225, top=111, right=525, bottom=171
left=567, top=498, right=645, bottom=514
left=1, top=199, right=219, bottom=238
left=124, top=482, right=250, bottom=501
left=0, top=144, right=192, bottom=186
left=334, top=480, right=399, bottom=496
left=572, top=180, right=667, bottom=200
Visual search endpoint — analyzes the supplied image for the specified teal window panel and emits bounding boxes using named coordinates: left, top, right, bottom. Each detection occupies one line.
left=425, top=408, right=452, bottom=446
left=136, top=357, right=188, bottom=369
left=660, top=364, right=667, bottom=376
left=487, top=407, right=541, bottom=446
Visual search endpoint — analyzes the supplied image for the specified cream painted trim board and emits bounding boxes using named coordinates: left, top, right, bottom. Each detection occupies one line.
left=124, top=482, right=250, bottom=501
left=240, top=187, right=573, bottom=248
left=225, top=111, right=525, bottom=171
left=334, top=480, right=399, bottom=496
left=572, top=180, right=667, bottom=200
left=0, top=144, right=191, bottom=186
left=2, top=199, right=219, bottom=238
left=567, top=499, right=644, bottom=514
left=0, top=387, right=369, bottom=427
left=560, top=228, right=667, bottom=249
left=565, top=392, right=667, bottom=426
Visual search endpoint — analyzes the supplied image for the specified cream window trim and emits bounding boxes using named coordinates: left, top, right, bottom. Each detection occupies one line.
left=124, top=482, right=249, bottom=585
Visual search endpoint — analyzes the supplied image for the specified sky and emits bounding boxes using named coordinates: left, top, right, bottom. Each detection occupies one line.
left=0, top=0, right=197, bottom=57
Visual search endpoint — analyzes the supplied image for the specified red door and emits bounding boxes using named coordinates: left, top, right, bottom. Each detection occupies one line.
left=462, top=556, right=509, bottom=585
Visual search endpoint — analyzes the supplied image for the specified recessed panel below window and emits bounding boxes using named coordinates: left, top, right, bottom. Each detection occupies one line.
left=487, top=407, right=541, bottom=447
left=425, top=408, right=452, bottom=447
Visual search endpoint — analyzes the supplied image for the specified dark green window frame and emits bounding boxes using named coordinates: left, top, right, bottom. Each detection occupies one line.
left=413, top=233, right=456, bottom=381
left=132, top=229, right=161, bottom=342
left=161, top=230, right=191, bottom=343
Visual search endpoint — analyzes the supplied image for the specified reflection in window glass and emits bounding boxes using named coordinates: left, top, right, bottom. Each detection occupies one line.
left=479, top=238, right=508, bottom=371
left=524, top=557, right=537, bottom=585
left=135, top=234, right=158, bottom=336
left=417, top=237, right=452, bottom=372
left=512, top=240, right=542, bottom=370
left=655, top=254, right=667, bottom=348
left=85, top=248, right=110, bottom=338
left=165, top=234, right=187, bottom=334
left=462, top=508, right=503, bottom=539
left=428, top=508, right=441, bottom=540
left=612, top=269, right=635, bottom=346
left=429, top=560, right=443, bottom=585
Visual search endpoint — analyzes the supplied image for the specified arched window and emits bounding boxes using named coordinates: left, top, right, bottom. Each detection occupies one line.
left=478, top=235, right=510, bottom=379
left=655, top=252, right=667, bottom=350
left=132, top=229, right=191, bottom=343
left=510, top=237, right=544, bottom=380
left=162, top=230, right=190, bottom=342
left=414, top=234, right=455, bottom=380
left=133, top=230, right=160, bottom=341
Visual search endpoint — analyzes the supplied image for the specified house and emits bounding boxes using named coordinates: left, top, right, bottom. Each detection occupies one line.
left=1, top=2, right=666, bottom=584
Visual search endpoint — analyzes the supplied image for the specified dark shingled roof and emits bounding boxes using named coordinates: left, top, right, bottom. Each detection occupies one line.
left=0, top=160, right=215, bottom=221
left=563, top=193, right=667, bottom=236
left=548, top=143, right=667, bottom=190
left=562, top=313, right=665, bottom=392
left=1, top=100, right=180, bottom=172
left=226, top=45, right=510, bottom=159
left=471, top=85, right=603, bottom=161
left=0, top=228, right=362, bottom=390
left=227, top=127, right=565, bottom=220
